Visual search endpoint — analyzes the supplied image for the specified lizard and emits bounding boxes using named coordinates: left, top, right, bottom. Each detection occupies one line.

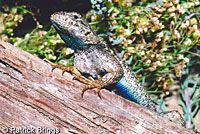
left=46, top=11, right=185, bottom=127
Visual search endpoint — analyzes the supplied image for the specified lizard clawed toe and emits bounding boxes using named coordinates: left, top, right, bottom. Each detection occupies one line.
left=81, top=84, right=103, bottom=99
left=73, top=75, right=93, bottom=84
left=44, top=58, right=82, bottom=76
left=74, top=77, right=104, bottom=98
left=43, top=58, right=61, bottom=72
left=44, top=58, right=104, bottom=98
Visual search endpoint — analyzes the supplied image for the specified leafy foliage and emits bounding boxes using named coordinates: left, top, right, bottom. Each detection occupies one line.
left=86, top=0, right=200, bottom=91
left=180, top=66, right=200, bottom=130
left=0, top=0, right=199, bottom=130
left=86, top=0, right=200, bottom=130
left=0, top=5, right=73, bottom=65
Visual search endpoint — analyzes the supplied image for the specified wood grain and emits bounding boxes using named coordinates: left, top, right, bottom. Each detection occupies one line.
left=0, top=40, right=193, bottom=134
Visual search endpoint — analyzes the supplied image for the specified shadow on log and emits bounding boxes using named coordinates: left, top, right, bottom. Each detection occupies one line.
left=0, top=40, right=193, bottom=134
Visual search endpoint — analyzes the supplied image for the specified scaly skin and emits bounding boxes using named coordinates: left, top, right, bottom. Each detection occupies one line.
left=49, top=11, right=185, bottom=126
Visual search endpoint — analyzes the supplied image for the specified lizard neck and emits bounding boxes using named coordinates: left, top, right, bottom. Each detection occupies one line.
left=58, top=31, right=107, bottom=51
left=58, top=32, right=88, bottom=50
left=73, top=42, right=107, bottom=52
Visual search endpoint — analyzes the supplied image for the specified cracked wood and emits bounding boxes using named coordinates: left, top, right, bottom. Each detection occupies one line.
left=0, top=40, right=193, bottom=134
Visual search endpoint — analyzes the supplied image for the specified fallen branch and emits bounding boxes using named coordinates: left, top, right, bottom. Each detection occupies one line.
left=0, top=40, right=193, bottom=134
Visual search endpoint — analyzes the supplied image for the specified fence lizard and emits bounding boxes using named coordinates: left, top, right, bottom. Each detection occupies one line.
left=47, top=11, right=185, bottom=127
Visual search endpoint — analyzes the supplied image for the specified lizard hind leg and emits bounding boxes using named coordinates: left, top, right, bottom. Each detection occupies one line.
left=81, top=83, right=103, bottom=99
left=74, top=75, right=104, bottom=98
left=160, top=110, right=186, bottom=127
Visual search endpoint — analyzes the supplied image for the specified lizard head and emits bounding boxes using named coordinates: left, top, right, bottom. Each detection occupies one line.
left=51, top=11, right=105, bottom=50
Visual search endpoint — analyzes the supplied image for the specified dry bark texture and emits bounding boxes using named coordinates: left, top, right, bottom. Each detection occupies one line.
left=0, top=40, right=194, bottom=134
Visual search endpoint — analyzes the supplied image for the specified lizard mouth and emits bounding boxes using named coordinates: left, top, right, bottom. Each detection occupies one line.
left=50, top=20, right=60, bottom=30
left=50, top=18, right=70, bottom=35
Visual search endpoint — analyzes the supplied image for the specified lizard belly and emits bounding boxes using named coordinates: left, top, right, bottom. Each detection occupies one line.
left=74, top=49, right=102, bottom=79
left=113, top=63, right=157, bottom=111
left=115, top=76, right=141, bottom=104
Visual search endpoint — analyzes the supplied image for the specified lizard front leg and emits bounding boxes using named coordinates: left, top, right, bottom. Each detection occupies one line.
left=44, top=58, right=82, bottom=77
left=44, top=58, right=123, bottom=98
left=74, top=70, right=123, bottom=98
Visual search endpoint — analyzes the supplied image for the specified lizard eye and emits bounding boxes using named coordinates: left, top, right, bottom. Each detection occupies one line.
left=74, top=15, right=79, bottom=19
left=85, top=31, right=91, bottom=36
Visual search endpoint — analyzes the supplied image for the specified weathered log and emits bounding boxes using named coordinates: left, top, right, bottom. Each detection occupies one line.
left=0, top=40, right=193, bottom=134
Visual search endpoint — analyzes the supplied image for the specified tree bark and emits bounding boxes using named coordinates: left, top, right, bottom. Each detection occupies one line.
left=0, top=40, right=193, bottom=134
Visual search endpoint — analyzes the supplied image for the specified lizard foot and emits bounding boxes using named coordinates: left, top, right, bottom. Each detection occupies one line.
left=44, top=58, right=81, bottom=76
left=44, top=58, right=105, bottom=99
left=160, top=110, right=186, bottom=127
left=74, top=76, right=104, bottom=98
